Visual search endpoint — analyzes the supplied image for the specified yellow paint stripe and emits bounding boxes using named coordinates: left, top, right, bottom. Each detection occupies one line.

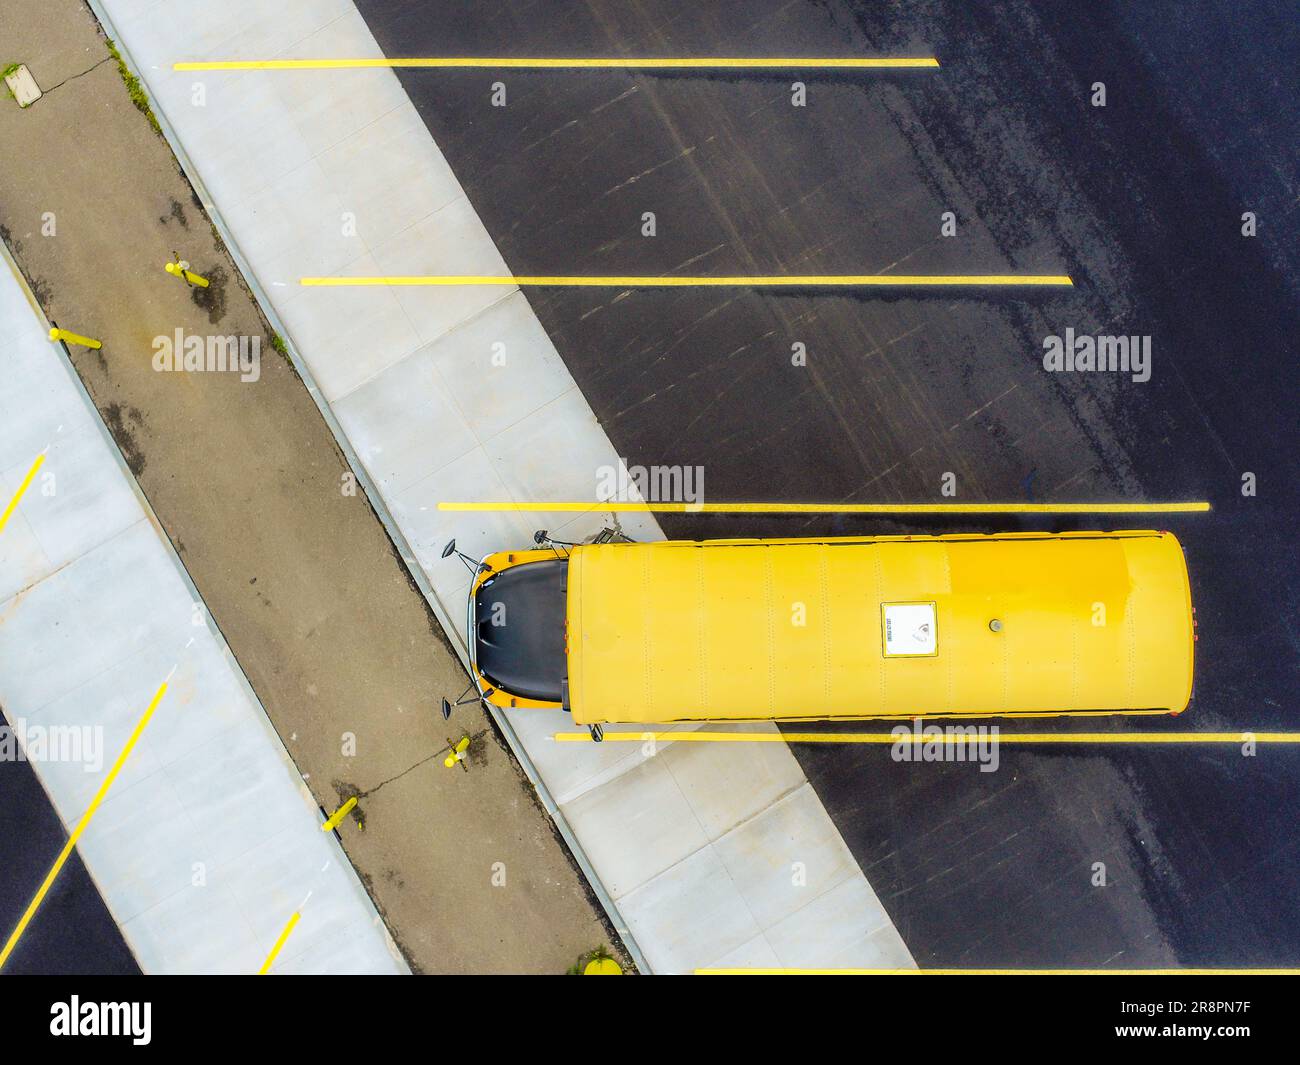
left=301, top=274, right=1073, bottom=288
left=258, top=911, right=301, bottom=974
left=555, top=731, right=1300, bottom=744
left=0, top=452, right=46, bottom=536
left=698, top=967, right=1300, bottom=975
left=0, top=681, right=168, bottom=971
left=440, top=500, right=1210, bottom=514
left=176, top=57, right=940, bottom=72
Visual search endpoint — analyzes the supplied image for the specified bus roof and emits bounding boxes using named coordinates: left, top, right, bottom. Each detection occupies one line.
left=565, top=531, right=1194, bottom=725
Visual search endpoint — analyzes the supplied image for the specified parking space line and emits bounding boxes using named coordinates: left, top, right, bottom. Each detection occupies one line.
left=0, top=451, right=46, bottom=536
left=0, top=679, right=169, bottom=971
left=258, top=911, right=301, bottom=974
left=176, top=57, right=940, bottom=72
left=301, top=273, right=1073, bottom=288
left=439, top=501, right=1209, bottom=514
left=555, top=732, right=1300, bottom=744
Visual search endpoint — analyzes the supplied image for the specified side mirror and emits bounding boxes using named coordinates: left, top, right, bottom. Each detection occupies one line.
left=441, top=539, right=457, bottom=559
left=440, top=697, right=453, bottom=721
left=533, top=529, right=549, bottom=545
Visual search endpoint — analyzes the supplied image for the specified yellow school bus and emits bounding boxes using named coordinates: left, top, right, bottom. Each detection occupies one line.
left=461, top=531, right=1194, bottom=730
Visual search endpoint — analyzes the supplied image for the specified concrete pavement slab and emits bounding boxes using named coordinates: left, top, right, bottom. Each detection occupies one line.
left=563, top=754, right=711, bottom=898
left=712, top=784, right=861, bottom=930
left=617, top=845, right=762, bottom=975
left=333, top=333, right=479, bottom=491
left=657, top=724, right=807, bottom=841
left=764, top=874, right=906, bottom=970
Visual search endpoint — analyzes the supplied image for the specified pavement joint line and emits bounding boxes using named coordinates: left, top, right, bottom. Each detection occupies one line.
left=300, top=273, right=1074, bottom=287
left=0, top=680, right=169, bottom=971
left=0, top=451, right=47, bottom=535
left=698, top=967, right=1300, bottom=975
left=175, top=57, right=942, bottom=72
left=439, top=501, right=1211, bottom=514
left=258, top=911, right=301, bottom=974
left=555, top=732, right=1300, bottom=744
left=86, top=0, right=650, bottom=975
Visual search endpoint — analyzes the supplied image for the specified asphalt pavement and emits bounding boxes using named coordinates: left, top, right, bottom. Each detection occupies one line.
left=0, top=709, right=138, bottom=975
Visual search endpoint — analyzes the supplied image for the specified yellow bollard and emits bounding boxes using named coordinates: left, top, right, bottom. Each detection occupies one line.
left=165, top=260, right=210, bottom=288
left=443, top=735, right=471, bottom=769
left=321, top=796, right=358, bottom=832
left=48, top=327, right=102, bottom=350
left=583, top=957, right=623, bottom=975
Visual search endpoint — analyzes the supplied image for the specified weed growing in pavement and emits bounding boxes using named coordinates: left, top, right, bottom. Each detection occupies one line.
left=106, top=39, right=160, bottom=134
left=2, top=62, right=19, bottom=104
